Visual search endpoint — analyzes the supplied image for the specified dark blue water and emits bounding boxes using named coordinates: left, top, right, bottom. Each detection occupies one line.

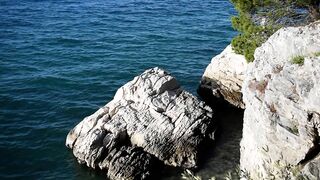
left=0, top=0, right=237, bottom=179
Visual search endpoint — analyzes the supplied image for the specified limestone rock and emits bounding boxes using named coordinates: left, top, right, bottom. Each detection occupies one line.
left=241, top=21, right=320, bottom=179
left=199, top=45, right=247, bottom=109
left=66, top=67, right=214, bottom=179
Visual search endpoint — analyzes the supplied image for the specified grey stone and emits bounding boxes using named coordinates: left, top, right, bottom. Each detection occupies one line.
left=199, top=45, right=248, bottom=109
left=240, top=21, right=320, bottom=179
left=66, top=67, right=214, bottom=179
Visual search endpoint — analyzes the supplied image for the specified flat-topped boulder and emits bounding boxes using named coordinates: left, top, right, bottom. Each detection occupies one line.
left=66, top=67, right=214, bottom=179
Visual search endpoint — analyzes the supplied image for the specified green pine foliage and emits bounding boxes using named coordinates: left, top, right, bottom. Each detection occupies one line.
left=230, top=0, right=320, bottom=62
left=230, top=0, right=278, bottom=62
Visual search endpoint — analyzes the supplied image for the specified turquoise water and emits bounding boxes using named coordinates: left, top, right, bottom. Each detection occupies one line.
left=0, top=0, right=237, bottom=179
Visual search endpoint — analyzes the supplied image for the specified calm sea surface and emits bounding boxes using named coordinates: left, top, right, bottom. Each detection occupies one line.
left=0, top=0, right=238, bottom=179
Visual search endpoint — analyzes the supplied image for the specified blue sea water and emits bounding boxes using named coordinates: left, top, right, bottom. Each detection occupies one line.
left=0, top=0, right=237, bottom=179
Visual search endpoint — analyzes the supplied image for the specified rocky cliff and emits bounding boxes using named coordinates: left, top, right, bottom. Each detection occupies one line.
left=65, top=18, right=320, bottom=180
left=66, top=67, right=214, bottom=180
left=240, top=21, right=320, bottom=179
left=199, top=45, right=247, bottom=109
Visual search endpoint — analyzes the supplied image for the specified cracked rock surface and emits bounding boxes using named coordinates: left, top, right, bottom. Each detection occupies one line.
left=241, top=21, right=320, bottom=179
left=66, top=67, right=214, bottom=179
left=199, top=45, right=247, bottom=109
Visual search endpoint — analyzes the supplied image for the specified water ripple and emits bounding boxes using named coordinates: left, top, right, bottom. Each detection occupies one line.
left=0, top=0, right=237, bottom=179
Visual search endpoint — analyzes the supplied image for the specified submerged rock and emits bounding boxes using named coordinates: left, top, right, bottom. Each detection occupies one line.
left=66, top=67, right=214, bottom=179
left=241, top=21, right=320, bottom=179
left=199, top=45, right=247, bottom=109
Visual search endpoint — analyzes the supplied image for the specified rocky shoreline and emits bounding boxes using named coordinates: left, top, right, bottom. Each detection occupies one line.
left=66, top=21, right=320, bottom=179
left=200, top=21, right=320, bottom=179
left=66, top=68, right=215, bottom=179
left=241, top=21, right=320, bottom=179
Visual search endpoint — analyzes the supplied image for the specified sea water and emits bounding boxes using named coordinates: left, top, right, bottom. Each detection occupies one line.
left=0, top=0, right=238, bottom=179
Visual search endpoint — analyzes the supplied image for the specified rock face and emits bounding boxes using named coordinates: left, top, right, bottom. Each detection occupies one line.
left=241, top=21, right=320, bottom=179
left=199, top=45, right=247, bottom=109
left=66, top=67, right=214, bottom=179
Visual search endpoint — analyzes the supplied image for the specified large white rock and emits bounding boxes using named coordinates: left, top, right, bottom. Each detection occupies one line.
left=199, top=45, right=248, bottom=108
left=241, top=21, right=320, bottom=179
left=66, top=67, right=214, bottom=180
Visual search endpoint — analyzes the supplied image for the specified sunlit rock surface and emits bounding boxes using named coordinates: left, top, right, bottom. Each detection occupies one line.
left=66, top=67, right=214, bottom=179
left=241, top=21, right=320, bottom=179
left=199, top=45, right=247, bottom=109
